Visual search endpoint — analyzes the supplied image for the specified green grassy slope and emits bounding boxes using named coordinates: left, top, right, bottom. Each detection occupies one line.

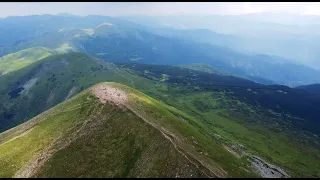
left=118, top=63, right=320, bottom=178
left=163, top=91, right=320, bottom=177
left=0, top=47, right=53, bottom=75
left=0, top=51, right=318, bottom=177
left=0, top=82, right=255, bottom=178
left=0, top=52, right=150, bottom=132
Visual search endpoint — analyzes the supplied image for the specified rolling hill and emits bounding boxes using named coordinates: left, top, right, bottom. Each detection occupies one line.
left=0, top=51, right=147, bottom=132
left=0, top=47, right=53, bottom=75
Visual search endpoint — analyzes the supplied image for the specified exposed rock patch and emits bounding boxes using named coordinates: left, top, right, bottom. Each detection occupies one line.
left=64, top=86, right=78, bottom=100
left=20, top=77, right=39, bottom=95
left=249, top=156, right=290, bottom=178
left=8, top=77, right=39, bottom=99
left=90, top=85, right=128, bottom=107
left=46, top=92, right=55, bottom=105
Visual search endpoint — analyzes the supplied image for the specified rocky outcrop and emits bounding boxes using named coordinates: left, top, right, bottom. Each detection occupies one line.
left=249, top=156, right=290, bottom=178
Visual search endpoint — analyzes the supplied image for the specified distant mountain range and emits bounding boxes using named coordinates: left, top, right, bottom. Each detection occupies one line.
left=296, top=84, right=320, bottom=95
left=120, top=14, right=320, bottom=70
left=0, top=14, right=319, bottom=87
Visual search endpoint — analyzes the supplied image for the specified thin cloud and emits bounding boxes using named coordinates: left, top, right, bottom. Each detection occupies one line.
left=0, top=2, right=320, bottom=17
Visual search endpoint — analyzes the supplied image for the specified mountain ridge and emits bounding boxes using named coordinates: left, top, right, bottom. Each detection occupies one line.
left=0, top=82, right=248, bottom=178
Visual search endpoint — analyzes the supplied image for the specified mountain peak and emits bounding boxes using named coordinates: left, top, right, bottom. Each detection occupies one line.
left=56, top=13, right=76, bottom=17
left=96, top=22, right=114, bottom=28
left=0, top=81, right=225, bottom=178
left=90, top=82, right=128, bottom=107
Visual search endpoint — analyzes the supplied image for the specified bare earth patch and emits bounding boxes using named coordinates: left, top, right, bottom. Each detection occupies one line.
left=222, top=144, right=241, bottom=158
left=90, top=85, right=128, bottom=107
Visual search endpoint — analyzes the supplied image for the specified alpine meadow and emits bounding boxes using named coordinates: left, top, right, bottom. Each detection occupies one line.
left=0, top=2, right=319, bottom=178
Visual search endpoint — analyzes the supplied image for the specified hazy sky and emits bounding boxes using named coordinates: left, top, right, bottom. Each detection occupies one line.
left=1, top=2, right=320, bottom=17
